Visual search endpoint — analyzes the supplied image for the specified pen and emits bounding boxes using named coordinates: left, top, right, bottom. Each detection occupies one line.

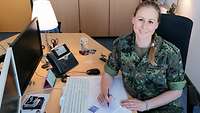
left=107, top=88, right=110, bottom=107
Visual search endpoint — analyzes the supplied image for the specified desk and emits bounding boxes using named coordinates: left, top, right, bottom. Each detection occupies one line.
left=26, top=33, right=111, bottom=113
left=0, top=33, right=137, bottom=113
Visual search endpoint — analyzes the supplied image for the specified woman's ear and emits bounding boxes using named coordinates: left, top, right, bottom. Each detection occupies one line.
left=131, top=17, right=135, bottom=25
left=155, top=22, right=159, bottom=29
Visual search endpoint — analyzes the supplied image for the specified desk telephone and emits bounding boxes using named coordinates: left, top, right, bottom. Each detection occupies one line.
left=46, top=44, right=78, bottom=77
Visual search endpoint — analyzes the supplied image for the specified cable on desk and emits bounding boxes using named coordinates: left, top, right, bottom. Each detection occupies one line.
left=67, top=71, right=86, bottom=74
left=29, top=72, right=46, bottom=86
left=35, top=71, right=46, bottom=78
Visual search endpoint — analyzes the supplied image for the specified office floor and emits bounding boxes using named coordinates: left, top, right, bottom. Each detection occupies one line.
left=0, top=32, right=18, bottom=41
left=92, top=37, right=117, bottom=51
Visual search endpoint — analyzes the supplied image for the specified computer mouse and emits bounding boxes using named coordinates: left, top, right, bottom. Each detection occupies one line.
left=86, top=68, right=100, bottom=75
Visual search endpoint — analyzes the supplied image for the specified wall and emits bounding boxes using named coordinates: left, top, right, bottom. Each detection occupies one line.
left=50, top=0, right=79, bottom=33
left=49, top=0, right=139, bottom=36
left=176, top=0, right=200, bottom=93
left=0, top=0, right=31, bottom=32
left=110, top=0, right=139, bottom=36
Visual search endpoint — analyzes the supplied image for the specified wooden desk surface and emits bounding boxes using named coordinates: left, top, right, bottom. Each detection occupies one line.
left=1, top=33, right=136, bottom=113
left=25, top=33, right=111, bottom=113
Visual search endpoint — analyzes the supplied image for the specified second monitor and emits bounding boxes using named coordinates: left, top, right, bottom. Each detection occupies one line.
left=10, top=18, right=43, bottom=95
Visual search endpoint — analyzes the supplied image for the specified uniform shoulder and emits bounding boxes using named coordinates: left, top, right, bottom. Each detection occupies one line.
left=113, top=33, right=133, bottom=46
left=160, top=38, right=181, bottom=55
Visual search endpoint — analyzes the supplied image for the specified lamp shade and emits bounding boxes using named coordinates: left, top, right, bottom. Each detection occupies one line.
left=31, top=0, right=58, bottom=31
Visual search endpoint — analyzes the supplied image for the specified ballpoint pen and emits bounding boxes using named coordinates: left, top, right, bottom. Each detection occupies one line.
left=107, top=88, right=110, bottom=107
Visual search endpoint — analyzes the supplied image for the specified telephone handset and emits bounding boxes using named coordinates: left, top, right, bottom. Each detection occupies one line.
left=46, top=44, right=78, bottom=77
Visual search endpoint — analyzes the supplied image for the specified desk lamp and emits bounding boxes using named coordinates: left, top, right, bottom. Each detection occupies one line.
left=31, top=0, right=58, bottom=52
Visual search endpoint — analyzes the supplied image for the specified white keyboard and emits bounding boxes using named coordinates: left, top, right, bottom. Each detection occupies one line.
left=60, top=77, right=89, bottom=113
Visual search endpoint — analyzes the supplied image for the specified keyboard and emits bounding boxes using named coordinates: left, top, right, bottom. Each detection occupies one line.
left=60, top=76, right=89, bottom=113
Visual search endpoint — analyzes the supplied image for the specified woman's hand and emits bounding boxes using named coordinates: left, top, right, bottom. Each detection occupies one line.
left=97, top=88, right=111, bottom=106
left=97, top=73, right=113, bottom=106
left=121, top=98, right=146, bottom=112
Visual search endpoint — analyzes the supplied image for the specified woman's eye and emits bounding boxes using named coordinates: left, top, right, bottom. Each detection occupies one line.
left=148, top=21, right=154, bottom=24
left=138, top=18, right=143, bottom=21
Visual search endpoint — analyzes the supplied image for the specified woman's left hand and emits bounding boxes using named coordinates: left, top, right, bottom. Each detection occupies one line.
left=120, top=98, right=146, bottom=112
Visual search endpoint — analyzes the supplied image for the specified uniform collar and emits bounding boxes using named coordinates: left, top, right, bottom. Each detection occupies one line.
left=130, top=32, right=163, bottom=65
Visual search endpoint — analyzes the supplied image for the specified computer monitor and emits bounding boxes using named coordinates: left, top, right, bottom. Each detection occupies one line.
left=0, top=48, right=21, bottom=113
left=10, top=17, right=43, bottom=94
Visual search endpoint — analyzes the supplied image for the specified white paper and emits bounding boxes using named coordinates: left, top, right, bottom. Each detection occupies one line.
left=87, top=76, right=132, bottom=113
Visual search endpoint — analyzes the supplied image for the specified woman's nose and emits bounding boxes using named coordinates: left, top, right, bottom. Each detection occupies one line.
left=141, top=21, right=147, bottom=29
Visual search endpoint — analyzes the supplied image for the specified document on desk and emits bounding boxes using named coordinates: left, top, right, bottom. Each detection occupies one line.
left=87, top=76, right=132, bottom=113
left=21, top=93, right=49, bottom=113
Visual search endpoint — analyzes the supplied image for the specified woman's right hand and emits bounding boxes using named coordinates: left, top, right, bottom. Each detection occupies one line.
left=97, top=73, right=113, bottom=106
left=97, top=88, right=110, bottom=106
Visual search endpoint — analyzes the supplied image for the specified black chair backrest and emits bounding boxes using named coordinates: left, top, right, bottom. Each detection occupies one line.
left=156, top=14, right=193, bottom=70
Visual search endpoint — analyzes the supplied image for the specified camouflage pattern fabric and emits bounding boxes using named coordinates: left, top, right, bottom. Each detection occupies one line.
left=104, top=32, right=186, bottom=113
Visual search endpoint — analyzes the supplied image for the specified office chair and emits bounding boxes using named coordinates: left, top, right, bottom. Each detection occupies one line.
left=156, top=14, right=193, bottom=70
left=156, top=14, right=193, bottom=113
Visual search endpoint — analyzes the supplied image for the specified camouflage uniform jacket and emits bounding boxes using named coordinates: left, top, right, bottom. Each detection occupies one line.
left=104, top=32, right=186, bottom=113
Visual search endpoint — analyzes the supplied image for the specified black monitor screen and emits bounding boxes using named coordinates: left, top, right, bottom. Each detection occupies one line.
left=10, top=18, right=43, bottom=94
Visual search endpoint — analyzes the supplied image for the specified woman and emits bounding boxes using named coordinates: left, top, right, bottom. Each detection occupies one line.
left=97, top=1, right=186, bottom=113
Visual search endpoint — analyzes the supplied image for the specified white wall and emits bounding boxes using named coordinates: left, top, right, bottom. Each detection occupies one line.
left=176, top=0, right=200, bottom=93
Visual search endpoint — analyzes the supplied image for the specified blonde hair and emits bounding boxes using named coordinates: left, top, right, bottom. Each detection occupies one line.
left=148, top=36, right=157, bottom=65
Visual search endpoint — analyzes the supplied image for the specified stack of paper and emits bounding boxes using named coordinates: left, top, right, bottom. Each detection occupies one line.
left=86, top=76, right=132, bottom=113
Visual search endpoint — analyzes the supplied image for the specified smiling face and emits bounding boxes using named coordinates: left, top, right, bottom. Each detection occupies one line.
left=132, top=6, right=159, bottom=44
